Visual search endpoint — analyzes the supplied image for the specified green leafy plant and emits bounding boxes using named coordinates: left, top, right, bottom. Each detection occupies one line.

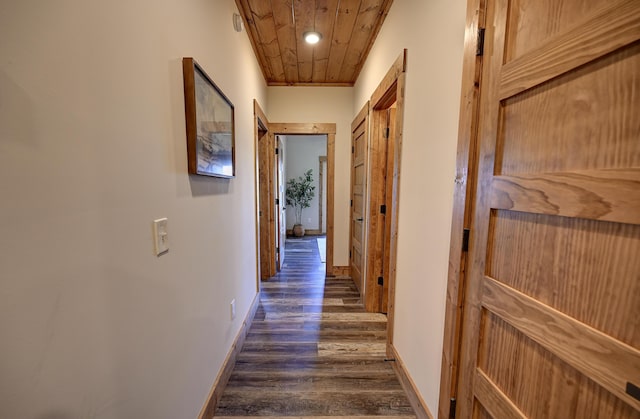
left=285, top=169, right=315, bottom=225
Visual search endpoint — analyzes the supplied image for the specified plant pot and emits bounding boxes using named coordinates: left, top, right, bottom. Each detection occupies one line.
left=292, top=224, right=305, bottom=237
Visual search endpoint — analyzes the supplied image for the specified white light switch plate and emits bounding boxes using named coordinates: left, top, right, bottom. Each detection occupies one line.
left=153, top=218, right=169, bottom=255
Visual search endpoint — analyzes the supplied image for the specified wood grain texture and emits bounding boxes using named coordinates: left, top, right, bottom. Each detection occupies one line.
left=364, top=109, right=388, bottom=312
left=488, top=210, right=640, bottom=348
left=438, top=0, right=485, bottom=416
left=499, top=0, right=640, bottom=99
left=473, top=370, right=526, bottom=419
left=326, top=0, right=361, bottom=82
left=370, top=51, right=405, bottom=110
left=503, top=0, right=612, bottom=62
left=234, top=0, right=393, bottom=85
left=482, top=276, right=640, bottom=411
left=253, top=100, right=269, bottom=287
left=246, top=0, right=286, bottom=81
left=490, top=169, right=640, bottom=225
left=258, top=121, right=275, bottom=279
left=497, top=42, right=640, bottom=177
left=364, top=51, right=406, bottom=314
left=479, top=311, right=640, bottom=419
left=350, top=102, right=369, bottom=294
left=383, top=72, right=405, bottom=347
left=199, top=294, right=260, bottom=419
left=454, top=0, right=640, bottom=416
left=215, top=236, right=416, bottom=417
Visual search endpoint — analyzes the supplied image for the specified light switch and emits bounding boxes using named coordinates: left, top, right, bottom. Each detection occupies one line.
left=153, top=218, right=169, bottom=255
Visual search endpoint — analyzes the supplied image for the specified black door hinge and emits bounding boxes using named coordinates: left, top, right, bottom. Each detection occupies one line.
left=462, top=228, right=470, bottom=252
left=476, top=28, right=485, bottom=56
left=275, top=147, right=279, bottom=154
left=350, top=199, right=353, bottom=207
left=352, top=145, right=355, bottom=153
left=275, top=198, right=279, bottom=205
left=380, top=204, right=386, bottom=214
left=384, top=127, right=390, bottom=139
left=627, top=382, right=640, bottom=402
left=450, top=398, right=457, bottom=419
left=349, top=249, right=352, bottom=259
left=378, top=276, right=384, bottom=286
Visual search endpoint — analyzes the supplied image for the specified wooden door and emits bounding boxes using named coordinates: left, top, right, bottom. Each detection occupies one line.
left=258, top=130, right=276, bottom=280
left=457, top=1, right=640, bottom=417
left=276, top=136, right=286, bottom=270
left=380, top=107, right=396, bottom=313
left=350, top=103, right=369, bottom=292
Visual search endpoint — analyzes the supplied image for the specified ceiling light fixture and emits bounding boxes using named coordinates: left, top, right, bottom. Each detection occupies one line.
left=303, top=31, right=322, bottom=45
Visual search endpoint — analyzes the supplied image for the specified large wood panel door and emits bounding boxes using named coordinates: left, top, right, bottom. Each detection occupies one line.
left=350, top=103, right=369, bottom=292
left=456, top=1, right=640, bottom=417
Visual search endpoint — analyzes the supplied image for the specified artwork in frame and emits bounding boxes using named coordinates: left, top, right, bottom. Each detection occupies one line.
left=182, top=57, right=235, bottom=178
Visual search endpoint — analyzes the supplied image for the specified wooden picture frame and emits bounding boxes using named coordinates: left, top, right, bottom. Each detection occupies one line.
left=182, top=57, right=235, bottom=178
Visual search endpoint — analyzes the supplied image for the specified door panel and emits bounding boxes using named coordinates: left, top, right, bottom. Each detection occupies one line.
left=457, top=0, right=640, bottom=417
left=350, top=103, right=369, bottom=292
left=258, top=129, right=274, bottom=280
left=381, top=107, right=396, bottom=313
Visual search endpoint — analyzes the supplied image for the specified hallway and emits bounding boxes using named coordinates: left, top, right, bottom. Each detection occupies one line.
left=215, top=236, right=416, bottom=417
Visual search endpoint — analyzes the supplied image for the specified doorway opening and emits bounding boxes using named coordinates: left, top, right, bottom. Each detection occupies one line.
left=352, top=51, right=406, bottom=352
left=278, top=134, right=328, bottom=267
left=255, top=122, right=336, bottom=281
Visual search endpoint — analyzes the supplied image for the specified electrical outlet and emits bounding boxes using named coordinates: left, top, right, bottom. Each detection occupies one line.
left=230, top=299, right=236, bottom=320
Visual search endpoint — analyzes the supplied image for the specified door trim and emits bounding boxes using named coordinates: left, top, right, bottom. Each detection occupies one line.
left=270, top=123, right=336, bottom=277
left=318, top=155, right=327, bottom=234
left=253, top=100, right=274, bottom=284
left=349, top=102, right=370, bottom=293
left=362, top=51, right=407, bottom=351
left=437, top=0, right=485, bottom=417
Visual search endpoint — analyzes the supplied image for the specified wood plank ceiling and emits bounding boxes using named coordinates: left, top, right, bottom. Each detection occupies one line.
left=235, top=0, right=394, bottom=86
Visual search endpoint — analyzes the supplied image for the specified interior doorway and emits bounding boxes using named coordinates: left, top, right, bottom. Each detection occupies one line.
left=254, top=100, right=275, bottom=283
left=282, top=135, right=327, bottom=237
left=351, top=51, right=406, bottom=352
left=256, top=123, right=336, bottom=280
left=360, top=51, right=406, bottom=324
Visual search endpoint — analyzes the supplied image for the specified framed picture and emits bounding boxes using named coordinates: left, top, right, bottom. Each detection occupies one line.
left=182, top=57, right=235, bottom=178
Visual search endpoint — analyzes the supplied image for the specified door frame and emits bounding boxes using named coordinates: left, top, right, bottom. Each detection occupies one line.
left=275, top=135, right=286, bottom=271
left=269, top=122, right=337, bottom=277
left=349, top=102, right=370, bottom=293
left=437, top=0, right=485, bottom=417
left=253, top=100, right=275, bottom=284
left=362, top=51, right=407, bottom=350
left=318, top=155, right=327, bottom=234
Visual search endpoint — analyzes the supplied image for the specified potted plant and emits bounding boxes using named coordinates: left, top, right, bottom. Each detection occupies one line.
left=285, top=169, right=315, bottom=237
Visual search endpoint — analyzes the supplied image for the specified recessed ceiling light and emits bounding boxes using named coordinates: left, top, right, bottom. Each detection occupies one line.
left=304, top=31, right=322, bottom=45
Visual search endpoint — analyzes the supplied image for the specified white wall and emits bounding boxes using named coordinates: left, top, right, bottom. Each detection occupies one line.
left=354, top=0, right=466, bottom=415
left=0, top=0, right=266, bottom=418
left=284, top=135, right=327, bottom=230
left=267, top=87, right=353, bottom=266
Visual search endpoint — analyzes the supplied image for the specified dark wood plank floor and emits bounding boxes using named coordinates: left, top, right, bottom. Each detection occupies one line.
left=215, top=236, right=416, bottom=418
